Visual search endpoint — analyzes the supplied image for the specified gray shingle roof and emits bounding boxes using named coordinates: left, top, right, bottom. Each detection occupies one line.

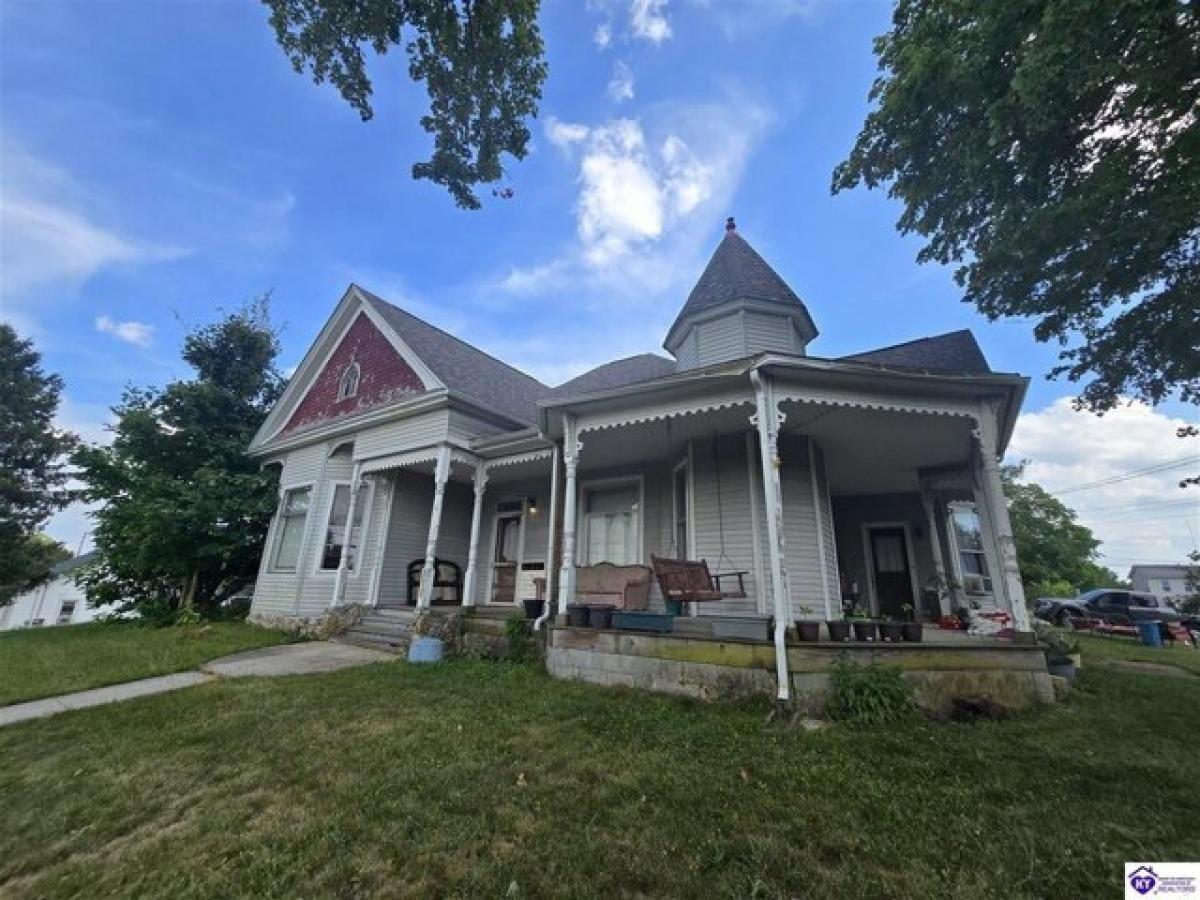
left=553, top=354, right=677, bottom=396
left=1129, top=564, right=1191, bottom=579
left=360, top=288, right=553, bottom=425
left=667, top=228, right=817, bottom=343
left=840, top=329, right=991, bottom=374
left=51, top=550, right=99, bottom=577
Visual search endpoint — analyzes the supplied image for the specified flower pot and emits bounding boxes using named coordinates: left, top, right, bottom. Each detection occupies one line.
left=407, top=636, right=444, bottom=664
left=827, top=621, right=851, bottom=642
left=1046, top=657, right=1075, bottom=680
left=796, top=620, right=821, bottom=642
left=587, top=604, right=617, bottom=629
left=879, top=622, right=905, bottom=643
left=664, top=599, right=684, bottom=617
left=523, top=598, right=543, bottom=620
left=902, top=622, right=923, bottom=643
left=567, top=604, right=590, bottom=627
left=852, top=620, right=877, bottom=642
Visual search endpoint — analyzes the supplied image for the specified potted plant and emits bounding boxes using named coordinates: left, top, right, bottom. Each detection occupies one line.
left=878, top=616, right=905, bottom=643
left=566, top=603, right=589, bottom=627
left=900, top=602, right=923, bottom=643
left=827, top=618, right=851, bottom=642
left=1035, top=621, right=1079, bottom=679
left=847, top=603, right=877, bottom=641
left=795, top=604, right=821, bottom=642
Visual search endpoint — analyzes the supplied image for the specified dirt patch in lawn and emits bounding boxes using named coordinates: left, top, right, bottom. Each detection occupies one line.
left=1094, top=659, right=1197, bottom=678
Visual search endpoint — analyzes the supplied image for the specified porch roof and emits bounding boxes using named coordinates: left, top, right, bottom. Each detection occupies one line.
left=538, top=352, right=1027, bottom=454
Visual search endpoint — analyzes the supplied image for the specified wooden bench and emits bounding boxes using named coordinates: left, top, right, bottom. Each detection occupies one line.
left=650, top=554, right=747, bottom=604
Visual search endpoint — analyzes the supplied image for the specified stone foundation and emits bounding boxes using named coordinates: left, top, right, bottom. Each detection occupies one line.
left=547, top=627, right=1054, bottom=711
left=248, top=604, right=365, bottom=639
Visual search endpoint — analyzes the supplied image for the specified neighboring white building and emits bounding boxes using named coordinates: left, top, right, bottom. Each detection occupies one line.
left=0, top=552, right=106, bottom=630
left=1129, top=564, right=1195, bottom=604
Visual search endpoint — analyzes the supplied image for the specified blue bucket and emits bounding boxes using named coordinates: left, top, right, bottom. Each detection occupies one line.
left=1137, top=621, right=1163, bottom=648
left=408, top=636, right=444, bottom=663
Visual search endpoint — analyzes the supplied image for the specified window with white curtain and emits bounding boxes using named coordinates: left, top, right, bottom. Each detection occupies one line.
left=319, top=483, right=370, bottom=571
left=272, top=487, right=312, bottom=571
left=584, top=482, right=641, bottom=566
left=948, top=502, right=992, bottom=596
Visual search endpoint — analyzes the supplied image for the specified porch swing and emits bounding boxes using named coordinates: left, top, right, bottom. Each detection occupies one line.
left=651, top=432, right=748, bottom=606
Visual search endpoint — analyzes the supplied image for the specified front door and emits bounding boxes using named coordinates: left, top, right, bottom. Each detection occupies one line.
left=869, top=527, right=914, bottom=618
left=490, top=510, right=522, bottom=604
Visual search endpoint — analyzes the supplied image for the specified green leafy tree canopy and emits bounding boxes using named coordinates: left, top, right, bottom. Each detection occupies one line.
left=264, top=0, right=547, bottom=209
left=74, top=298, right=285, bottom=617
left=834, top=0, right=1199, bottom=413
left=0, top=324, right=77, bottom=604
left=1002, top=462, right=1124, bottom=599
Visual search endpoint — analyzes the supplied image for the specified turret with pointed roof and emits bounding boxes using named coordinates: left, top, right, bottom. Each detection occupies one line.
left=664, top=218, right=818, bottom=370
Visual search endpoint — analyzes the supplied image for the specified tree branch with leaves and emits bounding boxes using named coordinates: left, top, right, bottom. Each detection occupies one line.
left=264, top=0, right=547, bottom=209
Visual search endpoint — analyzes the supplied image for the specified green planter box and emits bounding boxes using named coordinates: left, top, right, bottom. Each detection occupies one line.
left=612, top=611, right=674, bottom=634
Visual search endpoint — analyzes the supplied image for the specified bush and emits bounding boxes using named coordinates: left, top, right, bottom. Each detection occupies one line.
left=505, top=614, right=534, bottom=662
left=827, top=655, right=915, bottom=725
left=1034, top=621, right=1079, bottom=660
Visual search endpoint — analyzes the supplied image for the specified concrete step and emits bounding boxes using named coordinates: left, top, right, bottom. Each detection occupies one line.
left=370, top=607, right=419, bottom=621
left=336, top=630, right=407, bottom=654
left=353, top=620, right=413, bottom=638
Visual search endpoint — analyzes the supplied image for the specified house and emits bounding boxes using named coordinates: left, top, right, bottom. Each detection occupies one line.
left=0, top=551, right=105, bottom=630
left=246, top=219, right=1039, bottom=703
left=1129, top=564, right=1195, bottom=604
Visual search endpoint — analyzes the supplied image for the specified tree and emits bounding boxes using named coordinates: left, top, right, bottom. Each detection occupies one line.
left=74, top=299, right=284, bottom=617
left=0, top=324, right=77, bottom=605
left=1002, top=464, right=1124, bottom=599
left=1180, top=549, right=1200, bottom=614
left=264, top=0, right=547, bottom=210
left=833, top=0, right=1199, bottom=414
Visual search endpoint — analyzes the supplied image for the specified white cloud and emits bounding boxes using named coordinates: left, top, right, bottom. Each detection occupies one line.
left=1007, top=398, right=1200, bottom=573
left=95, top=315, right=154, bottom=347
left=608, top=61, right=636, bottom=102
left=544, top=116, right=590, bottom=150
left=630, top=0, right=671, bottom=43
left=482, top=96, right=771, bottom=383
left=593, top=22, right=612, bottom=49
left=0, top=143, right=188, bottom=302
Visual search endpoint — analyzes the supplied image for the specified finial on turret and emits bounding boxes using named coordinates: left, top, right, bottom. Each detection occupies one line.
left=725, top=216, right=736, bottom=232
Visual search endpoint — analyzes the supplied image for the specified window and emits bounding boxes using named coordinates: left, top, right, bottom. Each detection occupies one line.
left=271, top=487, right=312, bottom=571
left=584, top=482, right=640, bottom=566
left=337, top=362, right=360, bottom=401
left=1162, top=580, right=1172, bottom=593
left=319, top=483, right=370, bottom=571
left=948, top=502, right=992, bottom=596
left=57, top=601, right=76, bottom=624
left=673, top=463, right=689, bottom=559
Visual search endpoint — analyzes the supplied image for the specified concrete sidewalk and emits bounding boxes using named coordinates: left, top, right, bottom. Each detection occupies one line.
left=0, top=641, right=394, bottom=728
left=0, top=672, right=211, bottom=727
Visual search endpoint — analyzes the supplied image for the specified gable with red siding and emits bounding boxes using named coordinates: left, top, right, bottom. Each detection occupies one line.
left=283, top=313, right=425, bottom=433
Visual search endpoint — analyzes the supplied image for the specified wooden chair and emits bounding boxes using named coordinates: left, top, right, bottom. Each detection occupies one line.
left=650, top=554, right=748, bottom=604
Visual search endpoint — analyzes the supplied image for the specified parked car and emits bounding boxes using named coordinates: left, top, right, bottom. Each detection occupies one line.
left=1034, top=589, right=1188, bottom=627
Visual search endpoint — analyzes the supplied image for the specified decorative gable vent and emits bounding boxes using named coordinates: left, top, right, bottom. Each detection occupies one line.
left=337, top=361, right=361, bottom=400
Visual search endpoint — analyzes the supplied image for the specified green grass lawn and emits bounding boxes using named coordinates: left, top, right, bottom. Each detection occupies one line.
left=0, top=621, right=294, bottom=706
left=1, top=647, right=1197, bottom=899
left=1078, top=632, right=1200, bottom=675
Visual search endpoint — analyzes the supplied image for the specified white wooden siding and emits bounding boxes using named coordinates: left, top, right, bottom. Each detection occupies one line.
left=778, top=434, right=824, bottom=621
left=674, top=329, right=699, bottom=369
left=695, top=315, right=747, bottom=367
left=352, top=410, right=451, bottom=461
left=689, top=435, right=761, bottom=616
left=744, top=311, right=802, bottom=356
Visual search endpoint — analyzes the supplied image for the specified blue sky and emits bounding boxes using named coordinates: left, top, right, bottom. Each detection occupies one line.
left=2, top=0, right=1195, bottom=569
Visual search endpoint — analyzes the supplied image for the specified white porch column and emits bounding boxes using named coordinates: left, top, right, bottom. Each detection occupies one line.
left=557, top=415, right=581, bottom=615
left=329, top=462, right=364, bottom=608
left=534, top=443, right=561, bottom=630
left=462, top=464, right=489, bottom=606
left=751, top=370, right=791, bottom=702
left=973, top=400, right=1030, bottom=632
left=920, top=489, right=950, bottom=617
left=417, top=445, right=452, bottom=608
left=808, top=436, right=833, bottom=621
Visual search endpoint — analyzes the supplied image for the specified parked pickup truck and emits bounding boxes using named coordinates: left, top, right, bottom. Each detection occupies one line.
left=1034, top=589, right=1188, bottom=627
